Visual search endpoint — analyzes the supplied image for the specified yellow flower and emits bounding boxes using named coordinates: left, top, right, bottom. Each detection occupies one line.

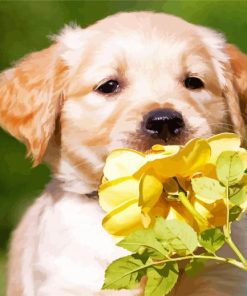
left=100, top=171, right=163, bottom=236
left=150, top=138, right=211, bottom=179
left=99, top=133, right=246, bottom=236
left=103, top=149, right=146, bottom=181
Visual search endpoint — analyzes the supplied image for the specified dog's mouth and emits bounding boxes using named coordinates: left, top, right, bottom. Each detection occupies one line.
left=125, top=127, right=192, bottom=152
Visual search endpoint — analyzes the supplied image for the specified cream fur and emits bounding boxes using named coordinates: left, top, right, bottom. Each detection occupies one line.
left=1, top=11, right=247, bottom=296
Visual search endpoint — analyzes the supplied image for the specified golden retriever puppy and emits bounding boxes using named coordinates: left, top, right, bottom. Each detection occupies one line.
left=0, top=11, right=247, bottom=296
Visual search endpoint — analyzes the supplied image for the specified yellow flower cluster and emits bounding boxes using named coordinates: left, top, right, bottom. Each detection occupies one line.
left=99, top=133, right=247, bottom=236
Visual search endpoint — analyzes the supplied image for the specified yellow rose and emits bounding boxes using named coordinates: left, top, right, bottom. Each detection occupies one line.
left=99, top=133, right=246, bottom=236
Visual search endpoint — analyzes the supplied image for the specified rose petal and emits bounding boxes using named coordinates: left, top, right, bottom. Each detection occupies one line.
left=148, top=197, right=171, bottom=218
left=150, top=139, right=210, bottom=178
left=146, top=145, right=180, bottom=161
left=102, top=199, right=142, bottom=236
left=99, top=177, right=139, bottom=212
left=208, top=133, right=241, bottom=164
left=179, top=138, right=211, bottom=176
left=151, top=155, right=182, bottom=178
left=167, top=201, right=196, bottom=226
left=103, top=149, right=146, bottom=180
left=192, top=197, right=227, bottom=229
left=139, top=169, right=163, bottom=213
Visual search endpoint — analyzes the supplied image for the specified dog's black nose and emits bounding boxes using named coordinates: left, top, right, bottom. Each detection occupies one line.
left=143, top=108, right=185, bottom=141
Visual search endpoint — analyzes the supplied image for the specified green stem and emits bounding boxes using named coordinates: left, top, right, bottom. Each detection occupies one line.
left=152, top=255, right=247, bottom=271
left=224, top=231, right=247, bottom=265
left=225, top=184, right=230, bottom=234
left=178, top=191, right=209, bottom=227
left=223, top=184, right=247, bottom=266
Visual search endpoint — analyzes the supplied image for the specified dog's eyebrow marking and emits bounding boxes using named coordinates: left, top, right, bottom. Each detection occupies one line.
left=69, top=86, right=92, bottom=98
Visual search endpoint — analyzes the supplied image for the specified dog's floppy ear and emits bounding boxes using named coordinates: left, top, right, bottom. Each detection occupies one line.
left=195, top=26, right=246, bottom=141
left=0, top=44, right=67, bottom=166
left=226, top=44, right=247, bottom=118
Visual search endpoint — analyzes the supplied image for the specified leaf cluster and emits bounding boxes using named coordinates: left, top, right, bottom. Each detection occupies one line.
left=103, top=218, right=226, bottom=296
left=192, top=151, right=247, bottom=219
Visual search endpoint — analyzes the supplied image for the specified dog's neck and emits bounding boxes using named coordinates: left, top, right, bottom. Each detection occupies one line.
left=44, top=153, right=100, bottom=197
left=45, top=176, right=99, bottom=201
left=44, top=139, right=102, bottom=197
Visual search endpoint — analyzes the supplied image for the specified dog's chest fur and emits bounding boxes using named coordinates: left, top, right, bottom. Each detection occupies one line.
left=17, top=180, right=132, bottom=295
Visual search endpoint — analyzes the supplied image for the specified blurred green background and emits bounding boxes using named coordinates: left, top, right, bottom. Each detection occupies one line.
left=0, top=0, right=247, bottom=294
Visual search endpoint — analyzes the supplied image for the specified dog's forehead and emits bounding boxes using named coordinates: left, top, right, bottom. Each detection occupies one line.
left=59, top=12, right=213, bottom=76
left=90, top=12, right=198, bottom=54
left=90, top=12, right=194, bottom=36
left=60, top=12, right=223, bottom=89
left=80, top=13, right=204, bottom=75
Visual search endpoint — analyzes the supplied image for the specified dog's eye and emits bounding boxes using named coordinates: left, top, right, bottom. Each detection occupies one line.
left=96, top=80, right=120, bottom=94
left=184, top=77, right=204, bottom=90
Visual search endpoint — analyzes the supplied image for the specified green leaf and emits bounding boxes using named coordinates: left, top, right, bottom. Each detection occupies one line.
left=185, top=257, right=208, bottom=278
left=154, top=218, right=198, bottom=255
left=145, top=262, right=179, bottom=296
left=102, top=255, right=146, bottom=290
left=199, top=228, right=225, bottom=253
left=191, top=177, right=225, bottom=204
left=118, top=229, right=168, bottom=259
left=216, top=151, right=244, bottom=186
left=229, top=205, right=243, bottom=222
left=229, top=185, right=247, bottom=206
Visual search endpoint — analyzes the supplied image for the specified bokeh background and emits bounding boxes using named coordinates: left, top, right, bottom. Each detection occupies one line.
left=1, top=0, right=247, bottom=294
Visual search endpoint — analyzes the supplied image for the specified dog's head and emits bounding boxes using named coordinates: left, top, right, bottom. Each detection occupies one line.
left=1, top=12, right=247, bottom=193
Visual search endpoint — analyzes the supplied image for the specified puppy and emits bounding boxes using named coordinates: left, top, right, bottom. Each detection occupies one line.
left=1, top=11, right=247, bottom=296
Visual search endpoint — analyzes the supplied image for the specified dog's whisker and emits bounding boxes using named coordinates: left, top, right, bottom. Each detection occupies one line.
left=207, top=122, right=234, bottom=129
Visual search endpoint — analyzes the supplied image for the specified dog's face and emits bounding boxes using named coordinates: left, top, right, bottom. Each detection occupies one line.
left=0, top=12, right=247, bottom=193
left=62, top=14, right=227, bottom=150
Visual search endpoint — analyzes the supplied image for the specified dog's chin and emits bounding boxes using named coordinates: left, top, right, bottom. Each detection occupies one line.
left=124, top=130, right=192, bottom=152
